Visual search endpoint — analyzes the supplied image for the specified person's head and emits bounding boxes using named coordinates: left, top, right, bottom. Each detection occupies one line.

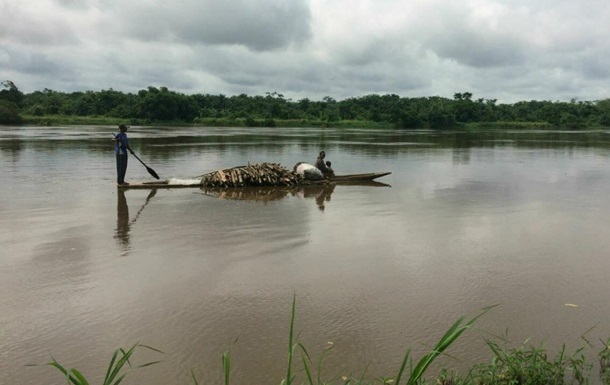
left=325, top=161, right=331, bottom=167
left=119, top=124, right=128, bottom=132
left=319, top=151, right=325, bottom=159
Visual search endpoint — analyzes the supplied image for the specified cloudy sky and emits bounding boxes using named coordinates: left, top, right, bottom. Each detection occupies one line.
left=1, top=0, right=609, bottom=103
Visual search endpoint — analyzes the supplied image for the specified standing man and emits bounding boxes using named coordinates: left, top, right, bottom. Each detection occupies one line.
left=114, top=124, right=133, bottom=185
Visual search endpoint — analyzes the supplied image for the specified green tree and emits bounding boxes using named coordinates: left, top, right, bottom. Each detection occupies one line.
left=559, top=112, right=584, bottom=129
left=425, top=97, right=456, bottom=128
left=0, top=81, right=24, bottom=124
left=0, top=80, right=24, bottom=106
left=0, top=99, right=22, bottom=124
left=321, top=96, right=339, bottom=123
left=136, top=87, right=198, bottom=122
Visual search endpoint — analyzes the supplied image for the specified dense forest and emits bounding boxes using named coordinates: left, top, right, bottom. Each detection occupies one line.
left=1, top=80, right=610, bottom=129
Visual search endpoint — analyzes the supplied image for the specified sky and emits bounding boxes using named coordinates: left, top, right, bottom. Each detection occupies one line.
left=1, top=0, right=609, bottom=104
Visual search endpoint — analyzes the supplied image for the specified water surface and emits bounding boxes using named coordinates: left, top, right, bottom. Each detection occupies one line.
left=2, top=126, right=610, bottom=384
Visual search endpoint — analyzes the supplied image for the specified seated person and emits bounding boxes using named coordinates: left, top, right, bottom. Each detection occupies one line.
left=314, top=150, right=332, bottom=178
left=325, top=161, right=335, bottom=178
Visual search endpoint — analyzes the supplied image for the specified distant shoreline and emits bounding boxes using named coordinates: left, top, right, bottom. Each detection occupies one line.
left=16, top=115, right=606, bottom=131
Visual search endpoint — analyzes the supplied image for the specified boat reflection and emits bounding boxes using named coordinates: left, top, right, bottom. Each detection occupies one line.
left=298, top=184, right=337, bottom=211
left=114, top=189, right=157, bottom=252
left=200, top=181, right=390, bottom=211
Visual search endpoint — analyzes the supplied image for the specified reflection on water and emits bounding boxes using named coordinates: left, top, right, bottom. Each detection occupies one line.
left=201, top=181, right=389, bottom=211
left=201, top=186, right=293, bottom=202
left=114, top=189, right=158, bottom=252
left=301, top=184, right=335, bottom=211
left=201, top=184, right=336, bottom=211
left=4, top=127, right=610, bottom=385
left=132, top=189, right=158, bottom=222
left=115, top=190, right=130, bottom=249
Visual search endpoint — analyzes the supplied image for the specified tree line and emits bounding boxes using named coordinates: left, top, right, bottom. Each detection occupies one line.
left=2, top=80, right=610, bottom=129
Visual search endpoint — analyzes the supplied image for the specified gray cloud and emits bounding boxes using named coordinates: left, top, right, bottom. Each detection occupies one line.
left=1, top=0, right=610, bottom=103
left=428, top=29, right=527, bottom=68
left=115, top=0, right=311, bottom=51
left=53, top=0, right=91, bottom=10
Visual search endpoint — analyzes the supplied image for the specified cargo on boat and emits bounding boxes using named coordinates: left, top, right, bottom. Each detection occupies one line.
left=117, top=162, right=391, bottom=189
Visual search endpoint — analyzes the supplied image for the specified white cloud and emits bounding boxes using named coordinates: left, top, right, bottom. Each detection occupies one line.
left=1, top=0, right=610, bottom=103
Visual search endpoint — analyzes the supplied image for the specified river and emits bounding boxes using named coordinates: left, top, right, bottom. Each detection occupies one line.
left=2, top=126, right=610, bottom=384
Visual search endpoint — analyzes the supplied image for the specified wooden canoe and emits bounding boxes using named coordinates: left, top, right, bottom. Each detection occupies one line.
left=117, top=172, right=391, bottom=189
left=116, top=179, right=201, bottom=189
left=303, top=172, right=391, bottom=185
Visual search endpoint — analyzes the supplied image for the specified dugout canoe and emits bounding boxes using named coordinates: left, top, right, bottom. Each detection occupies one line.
left=116, top=179, right=201, bottom=189
left=303, top=172, right=391, bottom=185
left=117, top=172, right=391, bottom=189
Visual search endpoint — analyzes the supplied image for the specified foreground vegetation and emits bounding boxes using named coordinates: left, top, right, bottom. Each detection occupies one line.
left=35, top=297, right=610, bottom=385
left=2, top=80, right=610, bottom=130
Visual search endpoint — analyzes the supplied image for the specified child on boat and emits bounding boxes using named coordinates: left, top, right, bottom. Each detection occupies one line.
left=325, top=161, right=335, bottom=178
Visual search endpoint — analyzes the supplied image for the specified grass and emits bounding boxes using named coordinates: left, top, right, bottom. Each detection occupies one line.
left=465, top=121, right=555, bottom=130
left=17, top=114, right=608, bottom=131
left=32, top=343, right=162, bottom=385
left=466, top=335, right=591, bottom=385
left=19, top=114, right=394, bottom=128
left=21, top=114, right=132, bottom=126
left=599, top=338, right=610, bottom=385
left=38, top=297, right=610, bottom=385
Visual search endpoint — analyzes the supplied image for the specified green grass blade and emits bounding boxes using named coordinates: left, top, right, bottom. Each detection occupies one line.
left=139, top=344, right=164, bottom=354
left=47, top=359, right=69, bottom=377
left=358, top=362, right=370, bottom=383
left=191, top=369, right=200, bottom=385
left=300, top=352, right=314, bottom=385
left=285, top=293, right=297, bottom=385
left=220, top=336, right=240, bottom=385
left=316, top=344, right=334, bottom=385
left=105, top=351, right=129, bottom=385
left=69, top=368, right=89, bottom=385
left=103, top=350, right=119, bottom=385
left=46, top=357, right=85, bottom=385
left=222, top=350, right=231, bottom=385
left=394, top=349, right=411, bottom=385
left=118, top=347, right=133, bottom=369
left=42, top=343, right=161, bottom=385
left=137, top=360, right=162, bottom=368
left=110, top=372, right=128, bottom=385
left=105, top=344, right=138, bottom=385
left=406, top=305, right=496, bottom=385
left=484, top=339, right=503, bottom=360
left=298, top=342, right=312, bottom=361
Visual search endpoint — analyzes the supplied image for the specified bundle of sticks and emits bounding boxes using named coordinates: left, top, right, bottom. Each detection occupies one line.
left=201, top=162, right=303, bottom=187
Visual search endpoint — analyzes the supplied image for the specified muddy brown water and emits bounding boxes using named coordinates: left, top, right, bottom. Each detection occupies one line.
left=2, top=126, right=610, bottom=384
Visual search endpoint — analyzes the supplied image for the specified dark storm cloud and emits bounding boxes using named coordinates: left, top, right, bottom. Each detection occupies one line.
left=119, top=0, right=312, bottom=51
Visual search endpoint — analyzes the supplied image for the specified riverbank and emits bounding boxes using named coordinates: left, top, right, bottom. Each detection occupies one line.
left=17, top=114, right=606, bottom=131
left=20, top=114, right=393, bottom=128
left=40, top=301, right=610, bottom=385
